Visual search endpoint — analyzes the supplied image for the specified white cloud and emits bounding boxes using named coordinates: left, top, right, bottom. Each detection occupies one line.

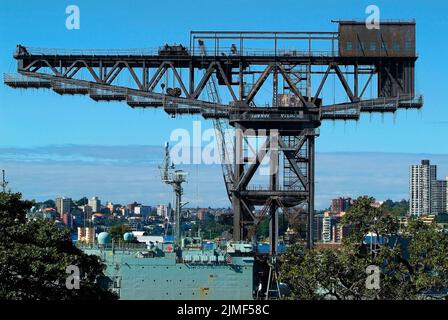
left=1, top=146, right=448, bottom=209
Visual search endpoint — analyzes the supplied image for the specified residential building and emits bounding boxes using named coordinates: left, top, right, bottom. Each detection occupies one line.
left=55, top=197, right=72, bottom=214
left=409, top=160, right=437, bottom=215
left=60, top=212, right=73, bottom=228
left=330, top=197, right=352, bottom=213
left=322, top=213, right=332, bottom=243
left=80, top=204, right=93, bottom=217
left=410, top=160, right=447, bottom=215
left=127, top=202, right=140, bottom=213
left=157, top=204, right=169, bottom=219
left=105, top=202, right=115, bottom=214
left=322, top=211, right=348, bottom=243
left=134, top=205, right=151, bottom=216
left=88, top=196, right=101, bottom=213
left=432, top=179, right=447, bottom=214
left=197, top=208, right=211, bottom=221
left=313, top=213, right=324, bottom=242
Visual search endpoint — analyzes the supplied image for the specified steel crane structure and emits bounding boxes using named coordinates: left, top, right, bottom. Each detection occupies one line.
left=4, top=20, right=423, bottom=252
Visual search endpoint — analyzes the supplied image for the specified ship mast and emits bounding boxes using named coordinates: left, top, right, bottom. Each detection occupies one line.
left=159, top=142, right=187, bottom=247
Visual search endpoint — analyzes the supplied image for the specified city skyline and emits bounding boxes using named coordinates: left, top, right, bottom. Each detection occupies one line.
left=1, top=0, right=447, bottom=211
left=2, top=144, right=448, bottom=209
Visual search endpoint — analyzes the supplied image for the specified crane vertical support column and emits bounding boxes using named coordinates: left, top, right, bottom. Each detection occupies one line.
left=233, top=123, right=244, bottom=241
left=269, top=130, right=279, bottom=255
left=307, top=133, right=315, bottom=249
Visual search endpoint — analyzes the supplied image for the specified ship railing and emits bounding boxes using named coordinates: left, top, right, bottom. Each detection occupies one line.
left=76, top=242, right=148, bottom=250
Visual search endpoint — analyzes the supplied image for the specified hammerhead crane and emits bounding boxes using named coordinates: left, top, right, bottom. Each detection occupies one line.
left=4, top=21, right=423, bottom=251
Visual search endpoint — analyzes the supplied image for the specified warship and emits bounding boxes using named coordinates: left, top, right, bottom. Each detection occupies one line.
left=78, top=234, right=258, bottom=300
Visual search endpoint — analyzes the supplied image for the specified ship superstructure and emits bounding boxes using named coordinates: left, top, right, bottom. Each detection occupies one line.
left=79, top=235, right=255, bottom=300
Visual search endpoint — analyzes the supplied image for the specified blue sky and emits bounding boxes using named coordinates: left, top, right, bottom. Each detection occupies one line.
left=0, top=0, right=447, bottom=152
left=0, top=0, right=447, bottom=207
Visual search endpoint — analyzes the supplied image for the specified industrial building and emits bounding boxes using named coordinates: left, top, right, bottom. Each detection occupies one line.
left=77, top=227, right=96, bottom=244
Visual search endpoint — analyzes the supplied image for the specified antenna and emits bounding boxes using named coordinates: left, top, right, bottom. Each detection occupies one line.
left=1, top=170, right=8, bottom=193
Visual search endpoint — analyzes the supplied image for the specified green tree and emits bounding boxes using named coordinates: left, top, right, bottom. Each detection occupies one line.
left=109, top=224, right=132, bottom=242
left=279, top=196, right=448, bottom=300
left=75, top=197, right=88, bottom=206
left=256, top=213, right=289, bottom=240
left=42, top=199, right=56, bottom=209
left=382, top=199, right=409, bottom=217
left=0, top=192, right=117, bottom=300
left=188, top=219, right=232, bottom=239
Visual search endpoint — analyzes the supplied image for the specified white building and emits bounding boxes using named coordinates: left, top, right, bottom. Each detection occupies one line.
left=409, top=160, right=447, bottom=215
left=322, top=214, right=332, bottom=243
left=88, top=196, right=101, bottom=213
left=409, top=160, right=436, bottom=215
left=134, top=205, right=151, bottom=216
left=157, top=204, right=169, bottom=219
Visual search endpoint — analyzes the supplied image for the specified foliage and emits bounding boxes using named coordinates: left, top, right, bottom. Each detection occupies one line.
left=257, top=214, right=289, bottom=240
left=109, top=223, right=132, bottom=242
left=0, top=192, right=117, bottom=300
left=382, top=199, right=409, bottom=217
left=42, top=199, right=56, bottom=209
left=75, top=197, right=89, bottom=206
left=189, top=219, right=230, bottom=239
left=279, top=196, right=448, bottom=300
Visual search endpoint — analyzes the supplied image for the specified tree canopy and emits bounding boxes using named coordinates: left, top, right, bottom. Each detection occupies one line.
left=0, top=192, right=117, bottom=300
left=109, top=223, right=132, bottom=242
left=279, top=196, right=448, bottom=300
